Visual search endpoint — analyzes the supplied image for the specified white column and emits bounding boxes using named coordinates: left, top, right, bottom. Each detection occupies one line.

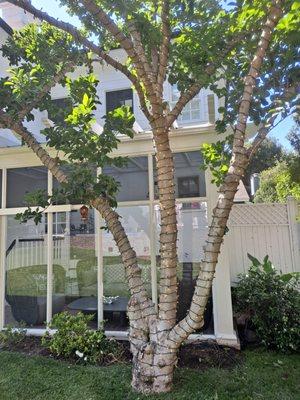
left=95, top=210, right=104, bottom=327
left=0, top=216, right=7, bottom=330
left=0, top=168, right=7, bottom=330
left=46, top=170, right=53, bottom=325
left=287, top=196, right=300, bottom=273
left=96, top=168, right=104, bottom=327
left=46, top=212, right=53, bottom=325
left=206, top=170, right=239, bottom=348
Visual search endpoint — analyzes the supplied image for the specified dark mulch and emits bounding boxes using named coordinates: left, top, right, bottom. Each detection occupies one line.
left=0, top=336, right=242, bottom=370
left=178, top=341, right=243, bottom=370
left=1, top=336, right=50, bottom=357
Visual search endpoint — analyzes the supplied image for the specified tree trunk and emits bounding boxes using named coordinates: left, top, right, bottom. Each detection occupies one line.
left=128, top=299, right=178, bottom=394
left=131, top=346, right=177, bottom=394
left=152, top=119, right=178, bottom=330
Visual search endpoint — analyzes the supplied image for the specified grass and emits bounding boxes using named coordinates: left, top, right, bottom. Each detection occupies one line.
left=0, top=349, right=299, bottom=400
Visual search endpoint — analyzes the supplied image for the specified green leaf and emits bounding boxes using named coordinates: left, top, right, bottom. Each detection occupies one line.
left=247, top=253, right=261, bottom=268
left=82, top=93, right=89, bottom=107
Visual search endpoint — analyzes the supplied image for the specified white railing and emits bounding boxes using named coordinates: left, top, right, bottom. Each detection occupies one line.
left=6, top=237, right=68, bottom=270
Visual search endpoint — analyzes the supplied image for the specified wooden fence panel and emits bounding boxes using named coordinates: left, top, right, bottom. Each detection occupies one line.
left=227, top=198, right=299, bottom=283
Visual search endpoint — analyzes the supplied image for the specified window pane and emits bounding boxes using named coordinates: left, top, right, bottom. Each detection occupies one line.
left=103, top=205, right=151, bottom=331
left=106, top=89, right=133, bottom=113
left=52, top=210, right=97, bottom=329
left=7, top=167, right=48, bottom=208
left=191, top=110, right=201, bottom=120
left=175, top=151, right=206, bottom=197
left=103, top=156, right=149, bottom=202
left=154, top=151, right=206, bottom=199
left=154, top=201, right=213, bottom=333
left=190, top=99, right=200, bottom=109
left=5, top=216, right=47, bottom=328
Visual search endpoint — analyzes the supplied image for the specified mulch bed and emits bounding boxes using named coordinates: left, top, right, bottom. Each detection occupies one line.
left=178, top=341, right=243, bottom=370
left=0, top=336, right=243, bottom=370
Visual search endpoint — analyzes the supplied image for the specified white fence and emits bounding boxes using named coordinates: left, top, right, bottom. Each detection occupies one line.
left=227, top=197, right=300, bottom=282
left=6, top=237, right=68, bottom=270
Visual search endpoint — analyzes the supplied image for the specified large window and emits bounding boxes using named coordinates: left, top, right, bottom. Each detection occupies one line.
left=0, top=148, right=210, bottom=333
left=7, top=167, right=48, bottom=208
left=106, top=89, right=133, bottom=113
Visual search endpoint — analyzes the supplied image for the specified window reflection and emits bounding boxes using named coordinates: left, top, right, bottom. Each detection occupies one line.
left=52, top=210, right=97, bottom=328
left=5, top=216, right=47, bottom=328
left=103, top=205, right=151, bottom=330
left=7, top=167, right=48, bottom=208
left=155, top=202, right=213, bottom=333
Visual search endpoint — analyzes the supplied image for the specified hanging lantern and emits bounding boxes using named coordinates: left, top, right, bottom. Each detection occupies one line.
left=80, top=205, right=89, bottom=222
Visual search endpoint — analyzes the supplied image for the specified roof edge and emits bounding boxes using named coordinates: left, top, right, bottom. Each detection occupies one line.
left=0, top=16, right=13, bottom=35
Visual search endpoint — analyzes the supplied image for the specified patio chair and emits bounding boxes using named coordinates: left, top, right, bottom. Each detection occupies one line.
left=6, top=264, right=66, bottom=326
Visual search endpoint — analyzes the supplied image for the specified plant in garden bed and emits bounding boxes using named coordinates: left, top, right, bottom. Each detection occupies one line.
left=0, top=323, right=27, bottom=349
left=233, top=254, right=300, bottom=352
left=41, top=312, right=124, bottom=365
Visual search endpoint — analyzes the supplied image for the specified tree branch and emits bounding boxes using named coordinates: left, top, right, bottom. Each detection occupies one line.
left=157, top=0, right=170, bottom=97
left=80, top=0, right=157, bottom=101
left=8, top=0, right=152, bottom=121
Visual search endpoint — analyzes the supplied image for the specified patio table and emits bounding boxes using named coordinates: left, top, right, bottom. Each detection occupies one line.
left=67, top=296, right=128, bottom=326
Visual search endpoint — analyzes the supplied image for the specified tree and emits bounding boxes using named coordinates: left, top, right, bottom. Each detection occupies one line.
left=0, top=0, right=299, bottom=394
left=287, top=124, right=300, bottom=155
left=243, top=137, right=283, bottom=193
left=254, top=161, right=300, bottom=202
left=255, top=123, right=300, bottom=202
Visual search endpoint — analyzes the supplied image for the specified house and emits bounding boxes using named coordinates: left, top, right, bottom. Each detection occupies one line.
left=0, top=2, right=243, bottom=347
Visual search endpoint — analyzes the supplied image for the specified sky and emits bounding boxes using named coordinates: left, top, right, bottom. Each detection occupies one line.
left=30, top=1, right=296, bottom=150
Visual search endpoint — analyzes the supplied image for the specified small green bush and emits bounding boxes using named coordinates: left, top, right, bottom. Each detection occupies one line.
left=233, top=254, right=300, bottom=352
left=0, top=324, right=27, bottom=348
left=41, top=312, right=123, bottom=364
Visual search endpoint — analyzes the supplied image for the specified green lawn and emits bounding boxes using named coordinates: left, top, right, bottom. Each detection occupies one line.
left=0, top=349, right=299, bottom=400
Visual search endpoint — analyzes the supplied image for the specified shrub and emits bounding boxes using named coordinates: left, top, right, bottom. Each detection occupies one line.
left=233, top=254, right=300, bottom=352
left=0, top=323, right=27, bottom=348
left=41, top=312, right=123, bottom=364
